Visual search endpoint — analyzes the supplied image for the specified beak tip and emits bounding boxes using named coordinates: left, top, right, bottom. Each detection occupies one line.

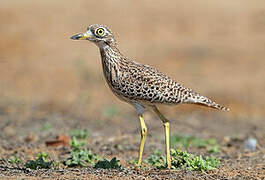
left=70, top=33, right=84, bottom=40
left=70, top=35, right=78, bottom=40
left=70, top=33, right=89, bottom=40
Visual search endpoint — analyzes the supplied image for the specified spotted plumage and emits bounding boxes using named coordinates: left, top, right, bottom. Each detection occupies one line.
left=71, top=24, right=229, bottom=169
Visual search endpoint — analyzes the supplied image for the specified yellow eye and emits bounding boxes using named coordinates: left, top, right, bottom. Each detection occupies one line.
left=95, top=28, right=105, bottom=37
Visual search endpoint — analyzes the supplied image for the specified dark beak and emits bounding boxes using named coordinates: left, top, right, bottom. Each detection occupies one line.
left=70, top=33, right=88, bottom=40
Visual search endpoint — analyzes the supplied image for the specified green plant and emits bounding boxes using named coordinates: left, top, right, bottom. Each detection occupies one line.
left=127, top=158, right=138, bottom=165
left=69, top=136, right=86, bottom=150
left=52, top=160, right=61, bottom=170
left=170, top=134, right=220, bottom=153
left=70, top=129, right=90, bottom=139
left=94, top=157, right=122, bottom=169
left=144, top=149, right=166, bottom=168
left=65, top=137, right=101, bottom=167
left=25, top=152, right=53, bottom=170
left=145, top=149, right=220, bottom=171
left=8, top=156, right=21, bottom=164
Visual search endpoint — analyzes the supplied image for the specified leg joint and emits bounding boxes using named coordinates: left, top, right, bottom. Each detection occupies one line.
left=141, top=127, right=147, bottom=136
left=163, top=122, right=170, bottom=128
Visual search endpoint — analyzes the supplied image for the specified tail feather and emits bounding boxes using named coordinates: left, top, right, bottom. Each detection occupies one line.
left=183, top=91, right=229, bottom=111
left=195, top=100, right=230, bottom=111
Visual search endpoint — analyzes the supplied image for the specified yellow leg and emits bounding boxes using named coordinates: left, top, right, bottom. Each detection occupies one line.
left=152, top=106, right=171, bottom=169
left=138, top=114, right=147, bottom=167
left=164, top=122, right=171, bottom=168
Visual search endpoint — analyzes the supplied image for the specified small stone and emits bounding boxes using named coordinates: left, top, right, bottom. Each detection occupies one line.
left=243, top=137, right=257, bottom=151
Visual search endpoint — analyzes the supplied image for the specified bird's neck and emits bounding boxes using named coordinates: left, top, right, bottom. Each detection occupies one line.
left=98, top=42, right=123, bottom=83
left=99, top=42, right=123, bottom=67
left=99, top=42, right=122, bottom=59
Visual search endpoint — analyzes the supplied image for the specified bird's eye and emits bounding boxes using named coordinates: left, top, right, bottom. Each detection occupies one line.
left=95, top=28, right=105, bottom=37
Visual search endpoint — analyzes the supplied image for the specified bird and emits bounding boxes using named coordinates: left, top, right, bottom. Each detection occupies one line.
left=70, top=24, right=229, bottom=169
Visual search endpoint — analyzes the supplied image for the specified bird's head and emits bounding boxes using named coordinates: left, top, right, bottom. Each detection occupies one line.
left=71, top=24, right=116, bottom=46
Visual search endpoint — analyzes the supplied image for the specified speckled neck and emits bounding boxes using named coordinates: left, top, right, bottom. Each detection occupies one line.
left=99, top=43, right=123, bottom=84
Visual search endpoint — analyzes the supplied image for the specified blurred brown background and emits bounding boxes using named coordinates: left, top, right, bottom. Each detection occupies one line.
left=0, top=0, right=264, bottom=139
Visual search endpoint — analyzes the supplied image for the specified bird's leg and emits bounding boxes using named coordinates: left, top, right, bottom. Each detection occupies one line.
left=137, top=114, right=147, bottom=167
left=152, top=106, right=171, bottom=169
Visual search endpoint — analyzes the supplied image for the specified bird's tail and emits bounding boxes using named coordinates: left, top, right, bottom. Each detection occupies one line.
left=183, top=90, right=229, bottom=111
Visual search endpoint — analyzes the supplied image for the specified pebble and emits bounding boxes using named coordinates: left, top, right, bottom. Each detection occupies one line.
left=243, top=137, right=257, bottom=151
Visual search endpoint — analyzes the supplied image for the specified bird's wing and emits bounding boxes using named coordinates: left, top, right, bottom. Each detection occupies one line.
left=117, top=59, right=229, bottom=110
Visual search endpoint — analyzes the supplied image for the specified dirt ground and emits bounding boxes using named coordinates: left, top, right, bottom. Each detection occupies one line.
left=0, top=0, right=264, bottom=179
